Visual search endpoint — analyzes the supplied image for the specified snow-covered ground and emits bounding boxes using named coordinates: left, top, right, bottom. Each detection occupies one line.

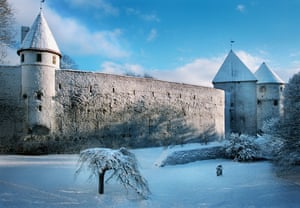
left=0, top=144, right=300, bottom=208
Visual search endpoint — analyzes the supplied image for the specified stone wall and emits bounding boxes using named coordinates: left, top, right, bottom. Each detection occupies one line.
left=54, top=70, right=225, bottom=151
left=0, top=67, right=224, bottom=153
left=0, top=66, right=24, bottom=152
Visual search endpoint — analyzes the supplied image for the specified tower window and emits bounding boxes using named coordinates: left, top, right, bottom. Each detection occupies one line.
left=21, top=54, right=25, bottom=62
left=38, top=105, right=42, bottom=111
left=36, top=53, right=42, bottom=62
left=36, top=91, right=43, bottom=100
left=58, top=83, right=62, bottom=90
left=52, top=56, right=56, bottom=64
left=259, top=86, right=266, bottom=93
left=274, top=100, right=278, bottom=106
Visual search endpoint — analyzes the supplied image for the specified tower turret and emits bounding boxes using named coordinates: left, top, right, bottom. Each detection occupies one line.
left=212, top=50, right=257, bottom=136
left=17, top=11, right=61, bottom=135
left=255, top=62, right=285, bottom=132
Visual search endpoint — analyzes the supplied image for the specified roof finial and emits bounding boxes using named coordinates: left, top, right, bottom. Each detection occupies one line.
left=230, top=40, right=235, bottom=50
left=40, top=0, right=45, bottom=11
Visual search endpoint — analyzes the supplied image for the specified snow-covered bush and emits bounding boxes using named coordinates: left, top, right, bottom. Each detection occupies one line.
left=75, top=147, right=150, bottom=199
left=224, top=134, right=260, bottom=162
left=257, top=119, right=284, bottom=160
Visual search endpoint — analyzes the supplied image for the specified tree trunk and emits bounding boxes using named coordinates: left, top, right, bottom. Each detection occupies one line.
left=98, top=169, right=107, bottom=194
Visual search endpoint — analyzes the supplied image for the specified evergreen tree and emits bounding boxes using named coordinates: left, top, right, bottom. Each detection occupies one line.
left=273, top=72, right=300, bottom=167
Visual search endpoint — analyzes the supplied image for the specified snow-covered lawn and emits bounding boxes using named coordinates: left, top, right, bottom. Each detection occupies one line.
left=1, top=145, right=300, bottom=208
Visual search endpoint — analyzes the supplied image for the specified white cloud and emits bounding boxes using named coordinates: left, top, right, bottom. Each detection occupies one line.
left=277, top=61, right=300, bottom=82
left=8, top=0, right=129, bottom=60
left=126, top=8, right=160, bottom=22
left=151, top=56, right=224, bottom=87
left=100, top=61, right=145, bottom=76
left=68, top=0, right=119, bottom=16
left=151, top=51, right=266, bottom=87
left=99, top=51, right=269, bottom=88
left=99, top=55, right=224, bottom=87
left=235, top=50, right=265, bottom=72
left=236, top=4, right=246, bottom=13
left=141, top=14, right=160, bottom=22
left=147, top=29, right=157, bottom=42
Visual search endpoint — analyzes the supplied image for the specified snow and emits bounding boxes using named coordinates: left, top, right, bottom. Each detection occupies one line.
left=255, top=62, right=284, bottom=84
left=18, top=11, right=61, bottom=55
left=1, top=144, right=300, bottom=208
left=212, top=50, right=257, bottom=83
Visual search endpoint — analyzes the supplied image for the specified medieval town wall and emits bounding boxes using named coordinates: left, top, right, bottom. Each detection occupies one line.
left=0, top=67, right=224, bottom=153
left=0, top=66, right=24, bottom=152
left=54, top=70, right=225, bottom=151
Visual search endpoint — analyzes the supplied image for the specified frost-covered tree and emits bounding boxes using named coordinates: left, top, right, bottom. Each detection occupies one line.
left=271, top=72, right=300, bottom=168
left=224, top=133, right=260, bottom=162
left=75, top=147, right=150, bottom=199
left=0, top=0, right=16, bottom=63
left=60, top=54, right=78, bottom=69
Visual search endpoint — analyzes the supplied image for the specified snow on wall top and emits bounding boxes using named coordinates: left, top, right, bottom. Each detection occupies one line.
left=254, top=62, right=284, bottom=84
left=17, top=11, right=61, bottom=56
left=212, top=50, right=257, bottom=83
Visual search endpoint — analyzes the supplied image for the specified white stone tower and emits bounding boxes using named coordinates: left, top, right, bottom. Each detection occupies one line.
left=212, top=50, right=257, bottom=136
left=17, top=11, right=61, bottom=135
left=254, top=62, right=284, bottom=132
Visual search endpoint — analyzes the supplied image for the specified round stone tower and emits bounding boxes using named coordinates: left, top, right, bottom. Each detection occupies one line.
left=17, top=11, right=61, bottom=135
left=212, top=50, right=257, bottom=136
left=254, top=62, right=284, bottom=132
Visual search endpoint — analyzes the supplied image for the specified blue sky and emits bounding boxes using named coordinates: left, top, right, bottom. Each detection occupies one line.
left=7, top=0, right=300, bottom=86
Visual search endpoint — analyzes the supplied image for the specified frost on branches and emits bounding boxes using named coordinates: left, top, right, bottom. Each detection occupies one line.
left=224, top=134, right=260, bottom=162
left=273, top=72, right=300, bottom=168
left=75, top=147, right=150, bottom=199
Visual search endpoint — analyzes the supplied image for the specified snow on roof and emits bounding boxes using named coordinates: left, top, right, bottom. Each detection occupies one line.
left=212, top=50, right=257, bottom=83
left=254, top=62, right=284, bottom=84
left=17, top=11, right=61, bottom=56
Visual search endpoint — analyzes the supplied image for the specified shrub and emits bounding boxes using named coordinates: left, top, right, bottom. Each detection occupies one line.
left=224, top=133, right=260, bottom=162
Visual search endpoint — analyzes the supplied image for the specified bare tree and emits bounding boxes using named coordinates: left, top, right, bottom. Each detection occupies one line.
left=75, top=147, right=150, bottom=199
left=60, top=53, right=78, bottom=69
left=0, top=0, right=16, bottom=63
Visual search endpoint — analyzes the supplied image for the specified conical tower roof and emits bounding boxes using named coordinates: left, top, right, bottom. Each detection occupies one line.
left=212, top=50, right=257, bottom=83
left=254, top=62, right=284, bottom=84
left=17, top=11, right=61, bottom=56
